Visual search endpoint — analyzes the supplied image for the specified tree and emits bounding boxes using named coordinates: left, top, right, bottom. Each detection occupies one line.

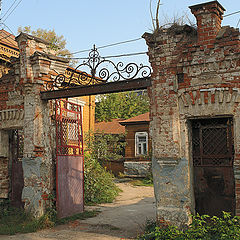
left=18, top=26, right=76, bottom=65
left=95, top=91, right=149, bottom=122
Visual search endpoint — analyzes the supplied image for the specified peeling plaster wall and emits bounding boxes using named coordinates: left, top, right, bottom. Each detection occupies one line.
left=0, top=32, right=68, bottom=216
left=15, top=33, right=69, bottom=217
left=144, top=1, right=240, bottom=226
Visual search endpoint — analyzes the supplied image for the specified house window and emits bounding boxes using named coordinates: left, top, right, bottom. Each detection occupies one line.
left=135, top=132, right=148, bottom=156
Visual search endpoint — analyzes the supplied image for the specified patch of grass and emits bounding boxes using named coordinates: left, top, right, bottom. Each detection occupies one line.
left=130, top=178, right=154, bottom=187
left=56, top=210, right=100, bottom=225
left=0, top=202, right=99, bottom=235
left=0, top=206, right=42, bottom=235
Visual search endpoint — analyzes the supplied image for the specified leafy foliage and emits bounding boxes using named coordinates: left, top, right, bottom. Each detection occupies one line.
left=95, top=91, right=149, bottom=122
left=85, top=130, right=126, bottom=162
left=138, top=212, right=240, bottom=240
left=18, top=26, right=76, bottom=66
left=84, top=153, right=120, bottom=204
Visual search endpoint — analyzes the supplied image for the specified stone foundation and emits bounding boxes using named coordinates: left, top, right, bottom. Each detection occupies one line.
left=124, top=161, right=151, bottom=177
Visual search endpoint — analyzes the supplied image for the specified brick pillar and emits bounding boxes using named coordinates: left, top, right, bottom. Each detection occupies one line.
left=143, top=30, right=192, bottom=227
left=15, top=33, right=68, bottom=217
left=189, top=1, right=225, bottom=44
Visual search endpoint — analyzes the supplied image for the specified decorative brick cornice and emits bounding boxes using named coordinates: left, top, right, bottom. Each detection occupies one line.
left=0, top=109, right=24, bottom=121
left=178, top=87, right=240, bottom=107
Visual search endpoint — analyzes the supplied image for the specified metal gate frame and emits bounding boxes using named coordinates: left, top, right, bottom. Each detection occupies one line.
left=55, top=99, right=84, bottom=218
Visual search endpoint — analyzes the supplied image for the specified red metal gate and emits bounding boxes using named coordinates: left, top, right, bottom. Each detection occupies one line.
left=55, top=99, right=84, bottom=218
left=192, top=117, right=235, bottom=216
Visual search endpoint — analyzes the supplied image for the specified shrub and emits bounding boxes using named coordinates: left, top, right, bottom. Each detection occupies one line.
left=85, top=130, right=126, bottom=162
left=138, top=212, right=240, bottom=240
left=84, top=153, right=120, bottom=204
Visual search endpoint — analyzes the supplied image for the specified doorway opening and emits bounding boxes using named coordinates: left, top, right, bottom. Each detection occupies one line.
left=191, top=117, right=235, bottom=216
left=9, top=129, right=24, bottom=208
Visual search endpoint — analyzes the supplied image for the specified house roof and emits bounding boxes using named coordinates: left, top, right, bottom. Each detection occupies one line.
left=95, top=119, right=125, bottom=134
left=119, top=112, right=150, bottom=125
left=0, top=29, right=19, bottom=50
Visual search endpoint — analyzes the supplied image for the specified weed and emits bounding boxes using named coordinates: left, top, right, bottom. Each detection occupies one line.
left=0, top=201, right=99, bottom=236
left=138, top=212, right=240, bottom=240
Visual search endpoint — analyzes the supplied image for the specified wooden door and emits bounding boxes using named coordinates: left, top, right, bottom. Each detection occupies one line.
left=10, top=129, right=24, bottom=208
left=192, top=118, right=235, bottom=216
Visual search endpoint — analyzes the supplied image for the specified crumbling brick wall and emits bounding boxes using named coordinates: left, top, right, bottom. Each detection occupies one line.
left=144, top=1, right=240, bottom=226
left=0, top=32, right=68, bottom=216
left=0, top=58, right=24, bottom=201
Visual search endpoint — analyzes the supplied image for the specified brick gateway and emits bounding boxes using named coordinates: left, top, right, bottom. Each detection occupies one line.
left=0, top=0, right=239, bottom=226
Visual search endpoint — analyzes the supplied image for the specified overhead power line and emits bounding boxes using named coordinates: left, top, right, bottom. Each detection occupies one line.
left=0, top=23, right=15, bottom=44
left=0, top=29, right=13, bottom=41
left=1, top=22, right=14, bottom=35
left=1, top=0, right=18, bottom=20
left=237, top=18, right=240, bottom=28
left=223, top=10, right=240, bottom=18
left=69, top=51, right=148, bottom=60
left=98, top=37, right=142, bottom=50
left=70, top=37, right=143, bottom=55
left=2, top=0, right=23, bottom=23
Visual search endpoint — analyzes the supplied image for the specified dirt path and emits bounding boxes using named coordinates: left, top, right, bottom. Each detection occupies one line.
left=0, top=181, right=155, bottom=240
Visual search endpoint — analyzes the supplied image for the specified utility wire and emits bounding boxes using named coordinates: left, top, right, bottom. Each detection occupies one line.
left=98, top=37, right=142, bottom=50
left=0, top=23, right=15, bottom=43
left=68, top=10, right=240, bottom=57
left=70, top=37, right=143, bottom=55
left=237, top=18, right=240, bottom=28
left=1, top=22, right=14, bottom=35
left=1, top=0, right=18, bottom=20
left=2, top=0, right=23, bottom=22
left=0, top=30, right=13, bottom=41
left=223, top=10, right=240, bottom=18
left=69, top=51, right=148, bottom=60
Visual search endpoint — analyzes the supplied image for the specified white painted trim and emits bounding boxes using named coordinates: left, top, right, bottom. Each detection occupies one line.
left=135, top=131, right=148, bottom=156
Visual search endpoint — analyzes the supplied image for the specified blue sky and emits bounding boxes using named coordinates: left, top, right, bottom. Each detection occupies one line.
left=1, top=0, right=240, bottom=66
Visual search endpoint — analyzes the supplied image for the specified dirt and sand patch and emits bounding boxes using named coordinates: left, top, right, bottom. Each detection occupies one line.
left=0, top=181, right=155, bottom=240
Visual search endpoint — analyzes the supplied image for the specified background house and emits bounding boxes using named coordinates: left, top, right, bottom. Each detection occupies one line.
left=120, top=112, right=151, bottom=177
left=94, top=119, right=125, bottom=176
left=0, top=29, right=19, bottom=78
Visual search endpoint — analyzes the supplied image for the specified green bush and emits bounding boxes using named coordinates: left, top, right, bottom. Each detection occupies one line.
left=84, top=154, right=120, bottom=204
left=138, top=212, right=240, bottom=240
left=85, top=130, right=126, bottom=162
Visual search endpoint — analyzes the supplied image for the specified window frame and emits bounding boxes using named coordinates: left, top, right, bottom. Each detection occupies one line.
left=135, top=131, right=148, bottom=156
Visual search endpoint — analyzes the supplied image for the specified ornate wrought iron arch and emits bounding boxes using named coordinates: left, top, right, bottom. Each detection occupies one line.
left=47, top=45, right=152, bottom=90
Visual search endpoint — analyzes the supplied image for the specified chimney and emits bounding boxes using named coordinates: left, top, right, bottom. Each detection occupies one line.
left=189, top=1, right=225, bottom=43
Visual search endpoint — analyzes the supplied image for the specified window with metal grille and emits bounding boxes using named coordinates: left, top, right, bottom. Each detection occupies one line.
left=135, top=132, right=148, bottom=156
left=12, top=129, right=24, bottom=161
left=192, top=117, right=233, bottom=167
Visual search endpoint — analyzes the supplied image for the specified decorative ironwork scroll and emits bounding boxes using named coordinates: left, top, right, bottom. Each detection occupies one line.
left=48, top=45, right=151, bottom=90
